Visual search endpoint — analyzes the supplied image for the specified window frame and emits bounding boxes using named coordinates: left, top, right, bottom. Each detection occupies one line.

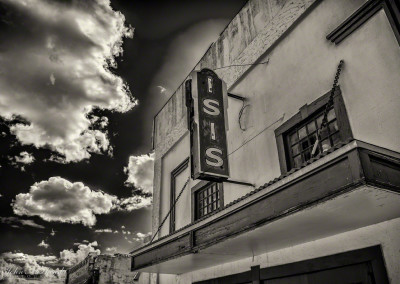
left=275, top=87, right=352, bottom=174
left=169, top=157, right=189, bottom=233
left=191, top=180, right=224, bottom=222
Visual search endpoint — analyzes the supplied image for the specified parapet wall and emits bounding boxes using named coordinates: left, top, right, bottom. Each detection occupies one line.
left=152, top=0, right=318, bottom=240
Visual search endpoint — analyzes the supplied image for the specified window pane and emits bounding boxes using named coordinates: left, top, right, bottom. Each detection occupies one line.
left=320, top=127, right=329, bottom=140
left=289, top=132, right=298, bottom=145
left=321, top=139, right=330, bottom=152
left=307, top=121, right=316, bottom=133
left=293, top=155, right=302, bottom=168
left=328, top=120, right=338, bottom=133
left=327, top=108, right=336, bottom=121
left=303, top=150, right=311, bottom=162
left=331, top=132, right=341, bottom=145
left=291, top=144, right=300, bottom=156
left=298, top=126, right=307, bottom=140
left=316, top=115, right=324, bottom=128
left=310, top=134, right=317, bottom=145
left=300, top=139, right=309, bottom=151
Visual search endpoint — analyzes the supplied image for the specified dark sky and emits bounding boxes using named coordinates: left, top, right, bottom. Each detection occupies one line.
left=0, top=0, right=246, bottom=271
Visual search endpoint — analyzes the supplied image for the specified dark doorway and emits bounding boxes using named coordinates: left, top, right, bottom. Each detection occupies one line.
left=194, top=246, right=389, bottom=284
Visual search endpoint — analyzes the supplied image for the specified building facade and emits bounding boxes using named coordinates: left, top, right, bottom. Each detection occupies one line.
left=131, top=0, right=400, bottom=283
left=65, top=254, right=140, bottom=284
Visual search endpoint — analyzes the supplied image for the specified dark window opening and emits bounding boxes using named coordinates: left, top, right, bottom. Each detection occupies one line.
left=275, top=87, right=353, bottom=174
left=195, top=182, right=222, bottom=220
left=286, top=107, right=340, bottom=169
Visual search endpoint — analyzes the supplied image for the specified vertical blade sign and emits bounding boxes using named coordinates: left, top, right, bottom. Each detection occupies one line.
left=186, top=69, right=229, bottom=181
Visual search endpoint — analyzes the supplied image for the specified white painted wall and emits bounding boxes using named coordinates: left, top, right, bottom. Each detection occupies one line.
left=152, top=0, right=400, bottom=281
left=157, top=0, right=400, bottom=236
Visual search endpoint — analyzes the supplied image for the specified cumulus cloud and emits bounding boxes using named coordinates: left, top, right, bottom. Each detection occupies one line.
left=133, top=231, right=152, bottom=243
left=113, top=195, right=152, bottom=212
left=59, top=241, right=99, bottom=267
left=38, top=240, right=49, bottom=249
left=124, top=153, right=154, bottom=193
left=105, top=247, right=117, bottom=254
left=94, top=228, right=112, bottom=233
left=12, top=177, right=115, bottom=227
left=12, top=177, right=151, bottom=227
left=50, top=229, right=56, bottom=236
left=15, top=152, right=35, bottom=164
left=0, top=216, right=45, bottom=229
left=1, top=252, right=58, bottom=271
left=0, top=0, right=136, bottom=163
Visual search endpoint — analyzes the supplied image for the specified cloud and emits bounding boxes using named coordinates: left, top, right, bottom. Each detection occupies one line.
left=14, top=152, right=35, bottom=164
left=38, top=240, right=49, bottom=249
left=59, top=241, right=99, bottom=267
left=12, top=177, right=116, bottom=227
left=157, top=85, right=167, bottom=94
left=133, top=231, right=152, bottom=243
left=94, top=228, right=113, bottom=233
left=121, top=225, right=125, bottom=229
left=124, top=153, right=154, bottom=193
left=0, top=252, right=65, bottom=282
left=0, top=0, right=136, bottom=163
left=113, top=195, right=152, bottom=212
left=12, top=177, right=151, bottom=227
left=0, top=216, right=45, bottom=229
left=1, top=252, right=57, bottom=268
left=105, top=247, right=117, bottom=254
left=50, top=229, right=56, bottom=236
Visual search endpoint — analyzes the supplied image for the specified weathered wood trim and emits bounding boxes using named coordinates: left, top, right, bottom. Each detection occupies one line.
left=259, top=245, right=388, bottom=284
left=360, top=148, right=400, bottom=192
left=132, top=233, right=192, bottom=270
left=274, top=87, right=350, bottom=174
left=194, top=270, right=252, bottom=284
left=132, top=148, right=362, bottom=270
left=131, top=144, right=400, bottom=271
left=193, top=152, right=357, bottom=248
left=327, top=0, right=400, bottom=45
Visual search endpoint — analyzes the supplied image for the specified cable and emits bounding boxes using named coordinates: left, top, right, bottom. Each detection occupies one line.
left=149, top=176, right=191, bottom=244
left=238, top=100, right=250, bottom=131
left=228, top=114, right=285, bottom=157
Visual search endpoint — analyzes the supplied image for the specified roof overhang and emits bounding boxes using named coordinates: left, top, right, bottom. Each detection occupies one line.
left=131, top=141, right=400, bottom=274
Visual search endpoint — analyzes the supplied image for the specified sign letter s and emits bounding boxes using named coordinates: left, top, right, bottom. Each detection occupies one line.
left=205, top=148, right=224, bottom=167
left=203, top=99, right=220, bottom=116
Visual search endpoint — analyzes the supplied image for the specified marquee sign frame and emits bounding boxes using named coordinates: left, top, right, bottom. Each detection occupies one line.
left=186, top=69, right=230, bottom=181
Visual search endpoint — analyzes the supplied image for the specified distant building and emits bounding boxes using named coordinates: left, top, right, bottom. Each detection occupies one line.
left=130, top=0, right=400, bottom=283
left=65, top=253, right=140, bottom=284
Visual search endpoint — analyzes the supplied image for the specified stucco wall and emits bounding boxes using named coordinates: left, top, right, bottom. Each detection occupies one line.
left=151, top=0, right=400, bottom=281
left=154, top=0, right=400, bottom=238
left=153, top=0, right=322, bottom=240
